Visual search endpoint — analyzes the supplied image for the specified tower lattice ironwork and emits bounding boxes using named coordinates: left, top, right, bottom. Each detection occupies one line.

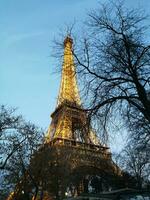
left=6, top=36, right=121, bottom=200
left=42, top=36, right=120, bottom=197
left=46, top=36, right=101, bottom=146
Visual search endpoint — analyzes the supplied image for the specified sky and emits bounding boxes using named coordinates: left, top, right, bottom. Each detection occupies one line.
left=0, top=0, right=150, bottom=152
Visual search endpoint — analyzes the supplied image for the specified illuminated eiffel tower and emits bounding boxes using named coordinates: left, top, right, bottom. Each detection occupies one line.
left=43, top=36, right=120, bottom=194
left=7, top=36, right=121, bottom=200
left=46, top=36, right=101, bottom=146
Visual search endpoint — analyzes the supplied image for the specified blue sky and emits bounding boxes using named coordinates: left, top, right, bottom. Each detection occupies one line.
left=0, top=0, right=150, bottom=152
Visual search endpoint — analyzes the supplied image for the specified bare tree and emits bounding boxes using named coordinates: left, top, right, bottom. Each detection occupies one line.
left=69, top=1, right=150, bottom=144
left=0, top=105, right=44, bottom=200
left=0, top=105, right=22, bottom=138
left=118, top=145, right=150, bottom=189
left=0, top=105, right=43, bottom=170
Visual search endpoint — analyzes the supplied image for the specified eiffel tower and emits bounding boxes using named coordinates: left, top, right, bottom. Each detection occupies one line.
left=42, top=36, right=120, bottom=196
left=7, top=36, right=121, bottom=200
left=45, top=36, right=101, bottom=146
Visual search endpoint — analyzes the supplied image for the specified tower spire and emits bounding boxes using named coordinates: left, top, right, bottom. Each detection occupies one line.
left=57, top=36, right=81, bottom=107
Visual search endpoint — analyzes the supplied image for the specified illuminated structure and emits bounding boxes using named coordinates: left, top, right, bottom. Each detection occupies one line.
left=6, top=36, right=121, bottom=200
left=44, top=36, right=120, bottom=192
left=46, top=36, right=101, bottom=146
